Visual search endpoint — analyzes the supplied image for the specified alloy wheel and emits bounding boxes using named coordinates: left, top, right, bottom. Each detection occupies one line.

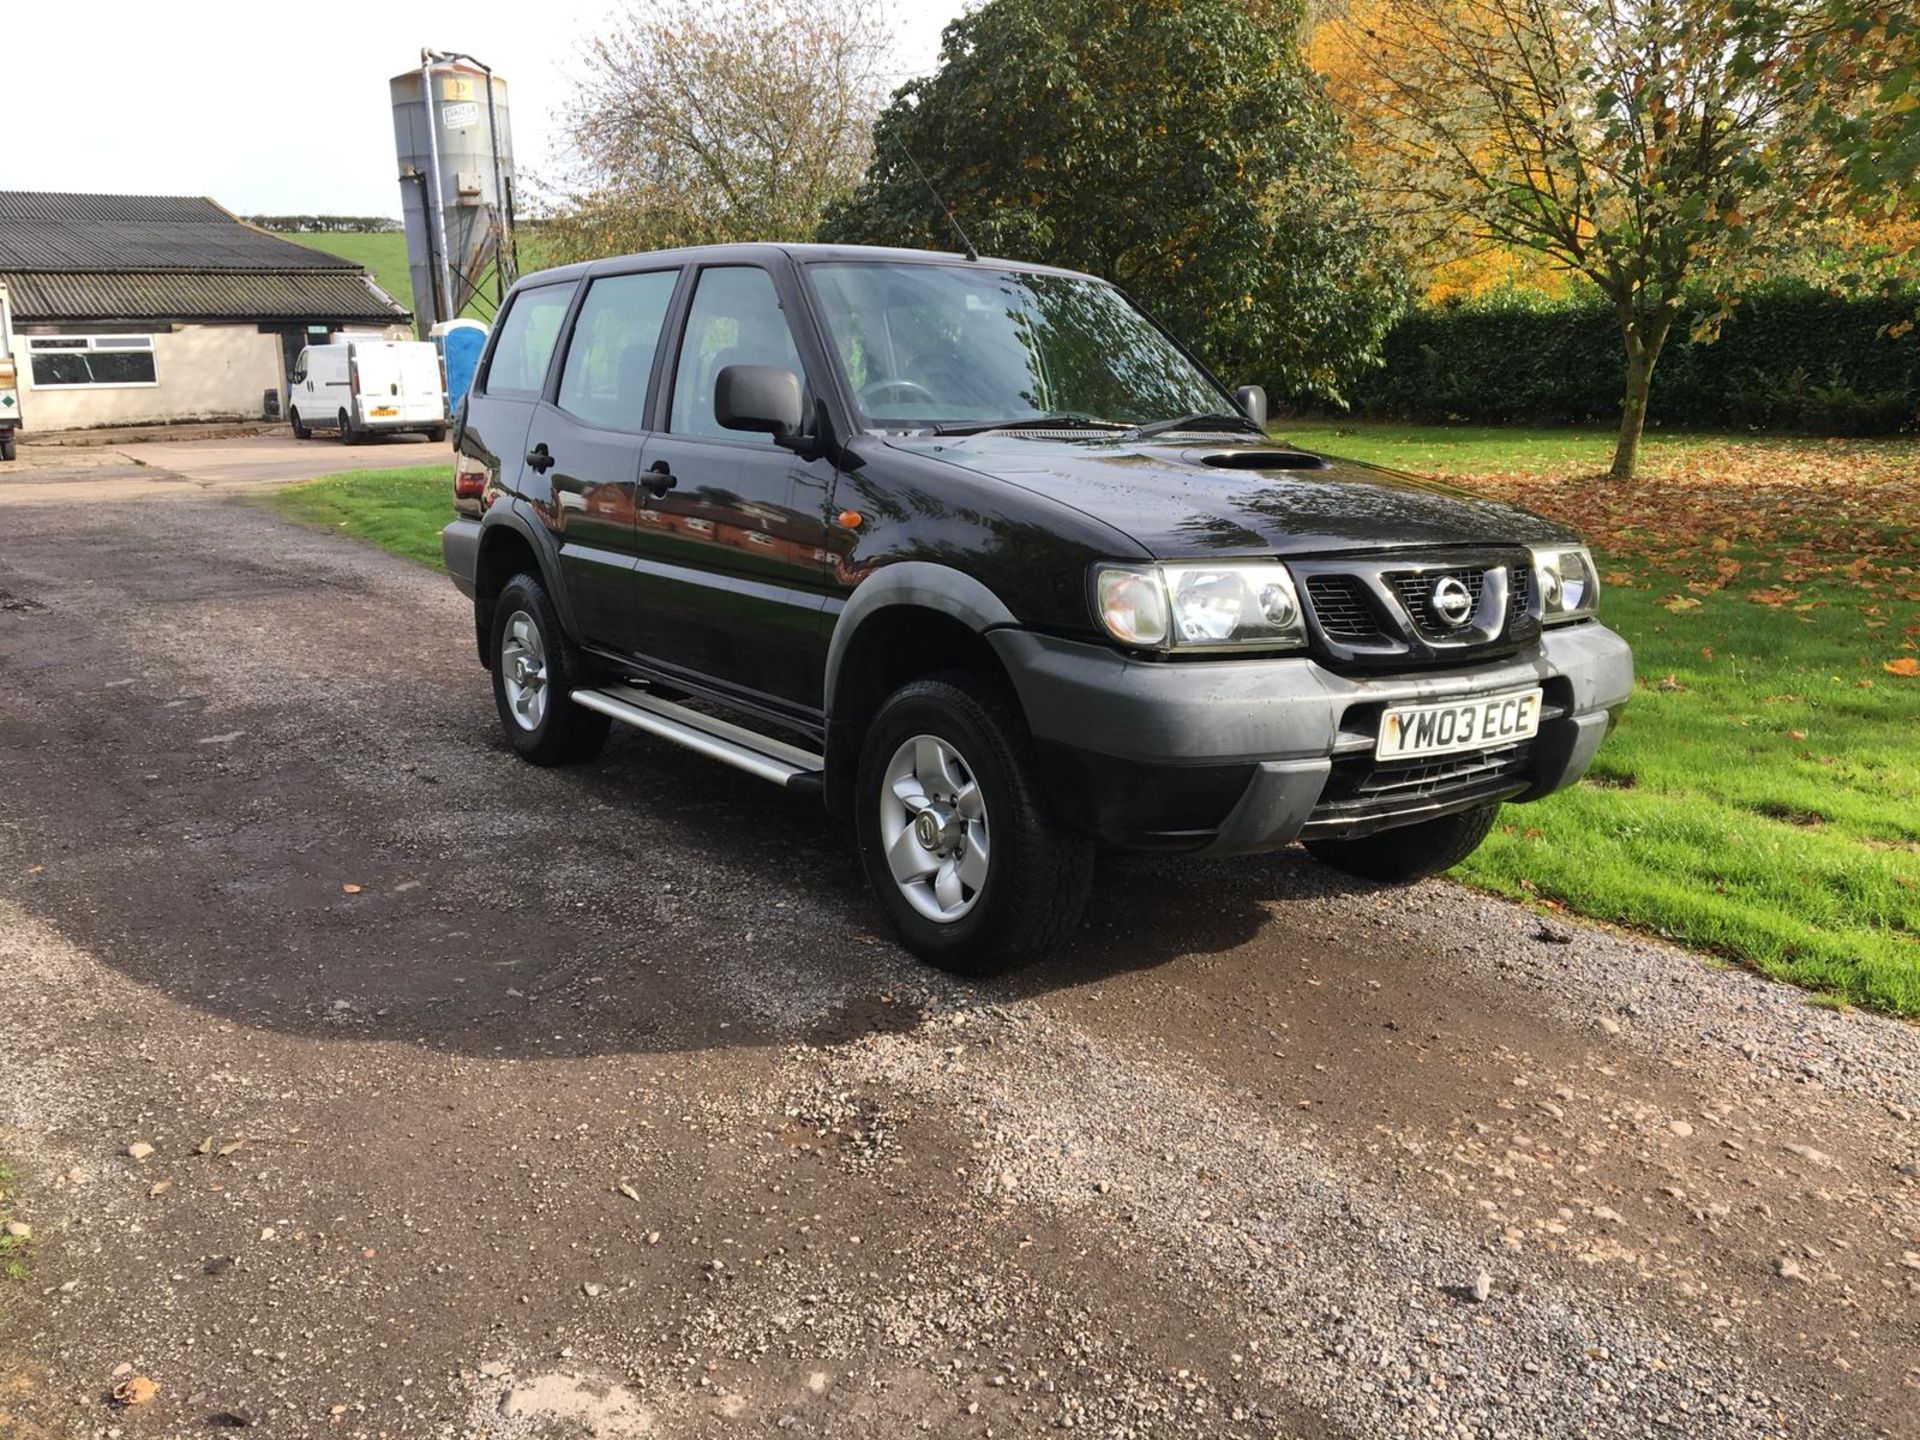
left=880, top=734, right=990, bottom=922
left=499, top=609, right=548, bottom=731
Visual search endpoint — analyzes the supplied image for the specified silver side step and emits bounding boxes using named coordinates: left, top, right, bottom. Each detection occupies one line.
left=570, top=686, right=825, bottom=790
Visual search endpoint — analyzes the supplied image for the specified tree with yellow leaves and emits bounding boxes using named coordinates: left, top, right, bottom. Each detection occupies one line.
left=1318, top=0, right=1910, bottom=478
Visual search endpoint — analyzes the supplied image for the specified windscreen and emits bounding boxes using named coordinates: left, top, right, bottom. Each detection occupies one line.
left=806, top=261, right=1224, bottom=429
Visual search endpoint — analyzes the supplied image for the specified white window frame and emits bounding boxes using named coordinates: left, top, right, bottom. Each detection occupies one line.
left=26, top=334, right=160, bottom=390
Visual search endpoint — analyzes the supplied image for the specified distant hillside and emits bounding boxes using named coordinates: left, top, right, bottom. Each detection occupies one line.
left=272, top=231, right=553, bottom=321
left=275, top=231, right=417, bottom=313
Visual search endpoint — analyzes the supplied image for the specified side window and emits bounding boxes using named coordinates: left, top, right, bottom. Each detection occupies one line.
left=291, top=352, right=307, bottom=383
left=555, top=270, right=679, bottom=430
left=483, top=281, right=577, bottom=396
left=668, top=267, right=803, bottom=443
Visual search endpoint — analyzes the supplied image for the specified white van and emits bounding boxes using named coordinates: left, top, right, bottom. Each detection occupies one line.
left=289, top=337, right=447, bottom=444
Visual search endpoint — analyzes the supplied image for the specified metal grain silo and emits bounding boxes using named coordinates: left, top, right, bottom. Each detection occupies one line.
left=391, top=51, right=518, bottom=336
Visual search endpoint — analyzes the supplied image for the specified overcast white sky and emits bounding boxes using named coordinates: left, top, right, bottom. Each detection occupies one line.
left=12, top=0, right=968, bottom=217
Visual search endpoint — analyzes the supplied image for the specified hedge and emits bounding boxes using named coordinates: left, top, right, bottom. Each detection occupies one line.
left=1348, top=284, right=1920, bottom=434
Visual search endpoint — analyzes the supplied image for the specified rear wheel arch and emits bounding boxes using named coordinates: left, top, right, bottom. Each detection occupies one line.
left=472, top=515, right=574, bottom=665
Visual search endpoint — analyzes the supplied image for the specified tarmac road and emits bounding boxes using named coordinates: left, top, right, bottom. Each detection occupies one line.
left=0, top=476, right=1915, bottom=1438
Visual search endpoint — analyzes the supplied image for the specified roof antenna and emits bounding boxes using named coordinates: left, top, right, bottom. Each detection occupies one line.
left=891, top=134, right=978, bottom=262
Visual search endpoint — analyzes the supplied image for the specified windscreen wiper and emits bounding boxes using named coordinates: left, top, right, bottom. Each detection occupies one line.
left=1132, top=410, right=1264, bottom=439
left=932, top=414, right=1133, bottom=436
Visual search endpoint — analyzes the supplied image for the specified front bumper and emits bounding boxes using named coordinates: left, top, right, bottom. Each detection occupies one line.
left=989, top=623, right=1632, bottom=856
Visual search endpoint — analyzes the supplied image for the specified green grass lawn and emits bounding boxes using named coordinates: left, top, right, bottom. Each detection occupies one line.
left=265, top=427, right=1920, bottom=1014
left=1287, top=422, right=1920, bottom=1014
left=259, top=466, right=452, bottom=567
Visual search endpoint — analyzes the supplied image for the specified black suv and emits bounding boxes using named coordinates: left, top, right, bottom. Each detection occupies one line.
left=443, top=244, right=1631, bottom=971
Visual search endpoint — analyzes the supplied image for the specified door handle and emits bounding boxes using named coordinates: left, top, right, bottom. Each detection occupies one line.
left=525, top=443, right=555, bottom=474
left=641, top=460, right=677, bottom=497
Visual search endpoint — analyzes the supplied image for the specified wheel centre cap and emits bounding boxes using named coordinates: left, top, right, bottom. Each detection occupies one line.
left=914, top=806, right=958, bottom=852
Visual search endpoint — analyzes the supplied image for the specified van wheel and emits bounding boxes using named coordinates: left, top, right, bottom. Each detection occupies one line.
left=426, top=425, right=448, bottom=444
left=489, top=572, right=610, bottom=766
left=855, top=673, right=1093, bottom=975
left=1305, top=803, right=1501, bottom=882
left=338, top=408, right=362, bottom=445
left=289, top=408, right=311, bottom=440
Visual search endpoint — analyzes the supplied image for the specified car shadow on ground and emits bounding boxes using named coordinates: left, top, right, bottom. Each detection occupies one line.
left=3, top=695, right=1397, bottom=1068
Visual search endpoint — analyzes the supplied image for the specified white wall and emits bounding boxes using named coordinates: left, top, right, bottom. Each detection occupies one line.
left=18, top=323, right=282, bottom=431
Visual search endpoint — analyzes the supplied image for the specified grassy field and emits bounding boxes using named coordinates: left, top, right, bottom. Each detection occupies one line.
left=273, top=231, right=553, bottom=320
left=259, top=466, right=452, bottom=568
left=266, top=425, right=1920, bottom=1014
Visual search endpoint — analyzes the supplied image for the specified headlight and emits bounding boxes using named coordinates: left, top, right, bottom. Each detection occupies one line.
left=1529, top=544, right=1599, bottom=624
left=1092, top=562, right=1307, bottom=652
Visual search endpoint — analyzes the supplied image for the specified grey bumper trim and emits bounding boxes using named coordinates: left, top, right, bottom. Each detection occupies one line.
left=989, top=623, right=1633, bottom=765
left=442, top=519, right=481, bottom=599
left=1198, top=759, right=1332, bottom=857
left=990, top=623, right=1632, bottom=855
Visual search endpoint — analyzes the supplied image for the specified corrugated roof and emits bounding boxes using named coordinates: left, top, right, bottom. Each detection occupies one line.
left=0, top=191, right=360, bottom=273
left=0, top=192, right=236, bottom=225
left=0, top=221, right=364, bottom=272
left=1, top=270, right=409, bottom=324
left=0, top=191, right=409, bottom=323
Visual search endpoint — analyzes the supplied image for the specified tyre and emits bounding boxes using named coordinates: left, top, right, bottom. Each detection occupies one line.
left=426, top=425, right=448, bottom=444
left=854, top=673, right=1093, bottom=975
left=338, top=408, right=362, bottom=445
left=0, top=433, right=15, bottom=463
left=289, top=408, right=311, bottom=440
left=1305, top=802, right=1501, bottom=882
left=488, top=572, right=611, bottom=766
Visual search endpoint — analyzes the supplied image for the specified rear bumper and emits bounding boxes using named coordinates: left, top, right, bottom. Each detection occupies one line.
left=442, top=518, right=480, bottom=599
left=990, top=622, right=1631, bottom=856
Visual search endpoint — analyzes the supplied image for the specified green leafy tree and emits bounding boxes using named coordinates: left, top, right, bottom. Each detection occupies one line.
left=1319, top=0, right=1911, bottom=480
left=820, top=0, right=1402, bottom=402
left=546, top=0, right=890, bottom=262
left=1804, top=1, right=1920, bottom=209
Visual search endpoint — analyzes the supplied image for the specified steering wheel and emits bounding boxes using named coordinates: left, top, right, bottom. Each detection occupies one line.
left=860, top=378, right=936, bottom=407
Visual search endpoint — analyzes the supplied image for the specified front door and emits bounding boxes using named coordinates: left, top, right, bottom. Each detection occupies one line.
left=632, top=264, right=838, bottom=716
left=523, top=267, right=681, bottom=654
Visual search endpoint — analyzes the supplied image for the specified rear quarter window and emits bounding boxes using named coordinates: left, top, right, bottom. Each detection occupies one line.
left=483, top=282, right=578, bottom=397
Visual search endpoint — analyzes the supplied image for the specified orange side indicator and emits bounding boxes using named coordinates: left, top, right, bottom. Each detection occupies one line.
left=836, top=510, right=864, bottom=530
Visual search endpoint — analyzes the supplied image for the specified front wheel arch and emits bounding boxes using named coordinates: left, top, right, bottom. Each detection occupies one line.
left=822, top=604, right=1017, bottom=821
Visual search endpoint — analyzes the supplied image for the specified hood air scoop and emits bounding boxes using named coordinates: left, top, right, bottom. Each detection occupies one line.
left=1196, top=449, right=1331, bottom=472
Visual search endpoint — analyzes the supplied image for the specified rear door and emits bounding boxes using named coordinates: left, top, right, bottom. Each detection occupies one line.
left=462, top=278, right=578, bottom=519
left=523, top=266, right=682, bottom=655
left=351, top=344, right=400, bottom=425
left=397, top=343, right=446, bottom=422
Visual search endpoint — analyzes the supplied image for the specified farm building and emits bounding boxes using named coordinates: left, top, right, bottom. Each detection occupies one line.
left=0, top=191, right=408, bottom=433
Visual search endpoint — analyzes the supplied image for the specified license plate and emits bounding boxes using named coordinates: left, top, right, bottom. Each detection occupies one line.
left=369, top=406, right=398, bottom=417
left=1376, top=688, right=1542, bottom=760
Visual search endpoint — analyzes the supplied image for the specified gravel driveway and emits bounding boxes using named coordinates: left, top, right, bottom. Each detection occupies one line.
left=0, top=481, right=1914, bottom=1439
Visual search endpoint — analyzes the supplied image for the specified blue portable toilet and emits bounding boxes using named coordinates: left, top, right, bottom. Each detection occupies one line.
left=431, top=319, right=490, bottom=413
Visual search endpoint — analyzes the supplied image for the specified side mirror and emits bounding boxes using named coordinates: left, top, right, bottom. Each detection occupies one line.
left=1235, top=384, right=1268, bottom=431
left=716, top=364, right=804, bottom=439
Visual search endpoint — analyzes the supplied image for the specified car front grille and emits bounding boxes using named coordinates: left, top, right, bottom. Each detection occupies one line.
left=1509, top=566, right=1533, bottom=626
left=1302, top=740, right=1537, bottom=836
left=1295, top=549, right=1541, bottom=668
left=1344, top=741, right=1534, bottom=802
left=1389, top=567, right=1486, bottom=640
left=1303, top=575, right=1389, bottom=643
